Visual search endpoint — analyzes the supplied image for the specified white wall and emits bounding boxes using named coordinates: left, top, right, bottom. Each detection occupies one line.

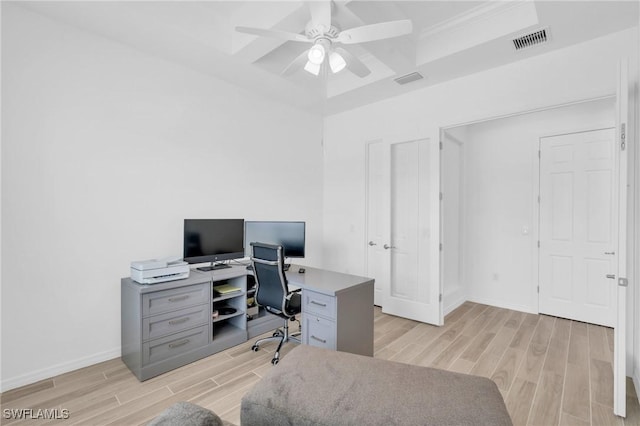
left=1, top=5, right=323, bottom=391
left=324, top=27, right=637, bottom=363
left=453, top=99, right=615, bottom=313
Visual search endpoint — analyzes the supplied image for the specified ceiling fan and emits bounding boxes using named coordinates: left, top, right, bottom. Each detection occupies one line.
left=236, top=2, right=413, bottom=78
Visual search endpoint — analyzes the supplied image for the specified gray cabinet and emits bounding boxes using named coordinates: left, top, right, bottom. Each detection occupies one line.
left=121, top=269, right=247, bottom=381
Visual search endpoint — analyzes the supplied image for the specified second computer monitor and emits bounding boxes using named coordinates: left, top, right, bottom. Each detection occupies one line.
left=245, top=221, right=305, bottom=258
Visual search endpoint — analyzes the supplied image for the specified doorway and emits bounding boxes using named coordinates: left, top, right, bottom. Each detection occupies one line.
left=440, top=98, right=617, bottom=316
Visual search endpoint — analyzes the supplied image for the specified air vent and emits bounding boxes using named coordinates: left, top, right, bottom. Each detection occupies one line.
left=394, top=72, right=424, bottom=85
left=512, top=28, right=548, bottom=51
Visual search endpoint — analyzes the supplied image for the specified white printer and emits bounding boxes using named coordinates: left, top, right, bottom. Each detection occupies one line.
left=130, top=257, right=190, bottom=284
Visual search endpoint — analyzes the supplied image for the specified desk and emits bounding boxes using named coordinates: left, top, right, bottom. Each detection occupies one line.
left=121, top=265, right=374, bottom=381
left=287, top=265, right=374, bottom=357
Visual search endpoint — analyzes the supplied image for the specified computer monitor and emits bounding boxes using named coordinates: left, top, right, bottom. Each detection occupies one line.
left=183, top=219, right=244, bottom=270
left=244, top=221, right=305, bottom=258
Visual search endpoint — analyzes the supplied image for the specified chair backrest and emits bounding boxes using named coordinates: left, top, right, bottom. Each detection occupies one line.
left=251, top=242, right=289, bottom=315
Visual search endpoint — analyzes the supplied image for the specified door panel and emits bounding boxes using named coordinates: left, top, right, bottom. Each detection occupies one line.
left=539, top=128, right=617, bottom=327
left=390, top=141, right=421, bottom=300
left=365, top=137, right=441, bottom=325
left=366, top=140, right=390, bottom=306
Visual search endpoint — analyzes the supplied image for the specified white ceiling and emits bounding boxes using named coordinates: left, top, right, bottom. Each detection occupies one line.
left=15, top=1, right=639, bottom=115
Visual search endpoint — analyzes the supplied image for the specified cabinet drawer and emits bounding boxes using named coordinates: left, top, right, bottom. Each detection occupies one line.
left=142, top=284, right=208, bottom=317
left=303, top=315, right=336, bottom=350
left=143, top=304, right=209, bottom=341
left=143, top=325, right=208, bottom=365
left=302, top=290, right=336, bottom=319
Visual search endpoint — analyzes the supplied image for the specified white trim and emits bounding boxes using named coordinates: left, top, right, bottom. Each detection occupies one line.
left=465, top=295, right=537, bottom=315
left=0, top=347, right=121, bottom=393
left=440, top=95, right=616, bottom=131
left=444, top=295, right=466, bottom=317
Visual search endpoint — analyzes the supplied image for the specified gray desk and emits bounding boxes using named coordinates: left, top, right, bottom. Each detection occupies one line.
left=286, top=265, right=374, bottom=357
left=121, top=265, right=374, bottom=381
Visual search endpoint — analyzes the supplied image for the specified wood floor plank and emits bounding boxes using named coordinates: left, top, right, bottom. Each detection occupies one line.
left=528, top=371, right=565, bottom=426
left=592, top=402, right=624, bottom=426
left=105, top=380, right=217, bottom=426
left=588, top=323, right=612, bottom=363
left=516, top=315, right=555, bottom=384
left=470, top=318, right=519, bottom=378
left=509, top=314, right=540, bottom=351
left=0, top=380, right=55, bottom=405
left=385, top=322, right=437, bottom=352
left=563, top=362, right=591, bottom=422
left=560, top=412, right=591, bottom=426
left=77, top=387, right=173, bottom=425
left=2, top=302, right=637, bottom=426
left=591, top=358, right=614, bottom=408
left=568, top=321, right=589, bottom=367
left=505, top=378, right=536, bottom=426
left=491, top=347, right=525, bottom=392
left=430, top=335, right=472, bottom=369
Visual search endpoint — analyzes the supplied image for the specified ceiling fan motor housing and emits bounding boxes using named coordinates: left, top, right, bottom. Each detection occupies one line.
left=305, top=22, right=340, bottom=40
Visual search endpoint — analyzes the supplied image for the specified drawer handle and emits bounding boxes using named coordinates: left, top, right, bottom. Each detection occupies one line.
left=168, top=339, right=190, bottom=349
left=168, top=316, right=190, bottom=326
left=311, top=335, right=327, bottom=344
left=168, top=295, right=189, bottom=303
left=310, top=300, right=327, bottom=307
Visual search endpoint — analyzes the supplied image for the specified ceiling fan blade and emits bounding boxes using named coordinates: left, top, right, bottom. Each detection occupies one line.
left=334, top=47, right=371, bottom=77
left=308, top=1, right=332, bottom=31
left=236, top=26, right=310, bottom=43
left=282, top=50, right=311, bottom=76
left=336, top=20, right=413, bottom=44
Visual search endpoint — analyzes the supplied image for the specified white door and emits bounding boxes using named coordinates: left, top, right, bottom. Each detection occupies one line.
left=538, top=128, right=618, bottom=327
left=366, top=140, right=390, bottom=306
left=613, top=58, right=629, bottom=418
left=365, top=138, right=442, bottom=324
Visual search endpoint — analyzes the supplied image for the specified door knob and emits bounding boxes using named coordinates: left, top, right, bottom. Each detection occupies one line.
left=606, top=274, right=616, bottom=279
left=383, top=244, right=396, bottom=250
left=368, top=241, right=377, bottom=246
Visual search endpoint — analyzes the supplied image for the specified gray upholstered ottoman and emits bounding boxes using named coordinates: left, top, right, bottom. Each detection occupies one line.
left=241, top=345, right=512, bottom=426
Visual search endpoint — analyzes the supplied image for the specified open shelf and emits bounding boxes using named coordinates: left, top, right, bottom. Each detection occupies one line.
left=213, top=291, right=245, bottom=303
left=212, top=309, right=244, bottom=323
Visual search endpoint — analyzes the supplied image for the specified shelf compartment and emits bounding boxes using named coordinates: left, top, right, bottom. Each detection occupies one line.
left=212, top=309, right=245, bottom=323
left=212, top=291, right=245, bottom=303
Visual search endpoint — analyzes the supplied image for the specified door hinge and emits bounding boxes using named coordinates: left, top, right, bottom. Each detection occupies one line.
left=439, top=293, right=443, bottom=302
left=537, top=241, right=540, bottom=248
left=439, top=141, right=443, bottom=150
left=619, top=277, right=628, bottom=287
left=621, top=123, right=626, bottom=151
left=439, top=242, right=443, bottom=251
left=538, top=150, right=541, bottom=159
left=538, top=195, right=540, bottom=203
left=439, top=192, right=443, bottom=201
left=537, top=285, right=539, bottom=294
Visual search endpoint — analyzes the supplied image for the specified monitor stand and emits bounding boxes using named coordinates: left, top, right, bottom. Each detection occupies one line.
left=197, top=262, right=231, bottom=272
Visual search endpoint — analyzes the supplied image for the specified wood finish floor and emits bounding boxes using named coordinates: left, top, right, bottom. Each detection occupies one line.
left=2, top=302, right=639, bottom=425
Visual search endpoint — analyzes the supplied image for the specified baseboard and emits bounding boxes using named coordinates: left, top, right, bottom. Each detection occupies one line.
left=465, top=295, right=537, bottom=315
left=0, top=347, right=121, bottom=393
left=444, top=296, right=466, bottom=316
left=634, top=372, right=640, bottom=405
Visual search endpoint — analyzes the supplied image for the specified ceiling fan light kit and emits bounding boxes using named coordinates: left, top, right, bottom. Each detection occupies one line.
left=307, top=40, right=327, bottom=65
left=235, top=1, right=412, bottom=78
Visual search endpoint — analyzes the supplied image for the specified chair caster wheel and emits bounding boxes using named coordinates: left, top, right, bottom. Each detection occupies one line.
left=271, top=357, right=279, bottom=365
left=251, top=345, right=259, bottom=352
left=273, top=331, right=280, bottom=337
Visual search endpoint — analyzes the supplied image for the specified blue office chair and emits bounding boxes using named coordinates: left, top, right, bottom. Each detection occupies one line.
left=250, top=242, right=301, bottom=365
